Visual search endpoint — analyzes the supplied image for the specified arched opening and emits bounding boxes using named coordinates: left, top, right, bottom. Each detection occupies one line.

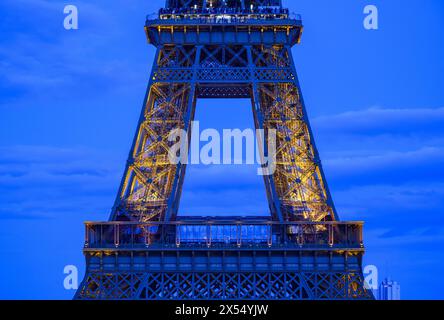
left=178, top=98, right=270, bottom=218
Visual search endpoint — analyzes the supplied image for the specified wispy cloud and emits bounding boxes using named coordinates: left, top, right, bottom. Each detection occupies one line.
left=313, top=107, right=444, bottom=135
left=306, top=106, right=444, bottom=246
left=0, top=145, right=121, bottom=220
left=324, top=147, right=444, bottom=186
left=0, top=0, right=150, bottom=106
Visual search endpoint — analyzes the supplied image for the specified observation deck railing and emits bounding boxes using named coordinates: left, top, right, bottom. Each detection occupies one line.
left=145, top=8, right=302, bottom=25
left=83, top=221, right=364, bottom=250
left=159, top=7, right=291, bottom=17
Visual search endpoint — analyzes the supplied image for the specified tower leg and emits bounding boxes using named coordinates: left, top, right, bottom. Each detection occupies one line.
left=111, top=45, right=201, bottom=223
left=249, top=45, right=336, bottom=223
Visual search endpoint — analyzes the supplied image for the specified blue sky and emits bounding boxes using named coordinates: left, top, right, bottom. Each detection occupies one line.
left=0, top=0, right=443, bottom=299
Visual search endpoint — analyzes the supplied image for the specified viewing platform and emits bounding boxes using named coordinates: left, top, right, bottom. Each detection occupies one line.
left=83, top=220, right=364, bottom=251
left=145, top=7, right=303, bottom=46
left=154, top=7, right=299, bottom=23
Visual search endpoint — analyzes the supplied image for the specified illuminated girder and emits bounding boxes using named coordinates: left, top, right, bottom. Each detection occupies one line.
left=77, top=271, right=371, bottom=300
left=77, top=0, right=372, bottom=301
left=112, top=43, right=336, bottom=224
left=256, top=82, right=336, bottom=222
left=165, top=0, right=282, bottom=10
left=114, top=82, right=194, bottom=222
left=76, top=221, right=371, bottom=300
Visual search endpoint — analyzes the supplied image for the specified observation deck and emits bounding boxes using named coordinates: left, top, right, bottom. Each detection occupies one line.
left=84, top=219, right=364, bottom=252
left=145, top=4, right=303, bottom=46
left=82, top=220, right=366, bottom=278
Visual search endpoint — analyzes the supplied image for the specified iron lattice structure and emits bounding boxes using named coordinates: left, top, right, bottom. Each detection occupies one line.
left=76, top=0, right=373, bottom=300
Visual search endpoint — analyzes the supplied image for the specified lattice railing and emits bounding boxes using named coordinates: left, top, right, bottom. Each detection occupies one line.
left=83, top=221, right=363, bottom=249
left=153, top=67, right=294, bottom=82
left=77, top=271, right=373, bottom=300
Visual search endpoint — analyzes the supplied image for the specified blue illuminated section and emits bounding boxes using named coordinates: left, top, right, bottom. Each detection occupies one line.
left=83, top=220, right=364, bottom=250
left=157, top=0, right=290, bottom=20
left=177, top=225, right=272, bottom=244
left=164, top=0, right=283, bottom=10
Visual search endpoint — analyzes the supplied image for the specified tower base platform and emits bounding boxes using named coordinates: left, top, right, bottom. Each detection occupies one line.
left=75, top=221, right=373, bottom=300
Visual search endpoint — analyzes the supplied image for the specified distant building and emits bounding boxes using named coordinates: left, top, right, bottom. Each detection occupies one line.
left=378, top=278, right=401, bottom=300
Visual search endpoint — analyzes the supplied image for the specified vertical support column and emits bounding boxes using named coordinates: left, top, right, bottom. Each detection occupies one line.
left=250, top=45, right=338, bottom=222
left=110, top=48, right=161, bottom=221
left=114, top=224, right=120, bottom=248
left=285, top=45, right=339, bottom=221
left=176, top=225, right=181, bottom=247
left=206, top=224, right=212, bottom=248
left=84, top=224, right=89, bottom=248
left=328, top=224, right=334, bottom=247
left=237, top=223, right=242, bottom=247
left=247, top=45, right=284, bottom=223
left=165, top=45, right=202, bottom=222
left=267, top=223, right=272, bottom=247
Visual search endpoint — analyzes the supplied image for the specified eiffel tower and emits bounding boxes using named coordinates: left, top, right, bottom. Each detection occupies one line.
left=76, top=0, right=373, bottom=300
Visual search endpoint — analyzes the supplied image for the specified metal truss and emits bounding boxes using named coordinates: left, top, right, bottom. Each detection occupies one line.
left=166, top=1, right=282, bottom=9
left=112, top=43, right=336, bottom=224
left=256, top=82, right=335, bottom=222
left=77, top=271, right=372, bottom=300
left=113, top=82, right=193, bottom=222
left=112, top=45, right=199, bottom=222
left=77, top=0, right=372, bottom=301
left=153, top=46, right=295, bottom=84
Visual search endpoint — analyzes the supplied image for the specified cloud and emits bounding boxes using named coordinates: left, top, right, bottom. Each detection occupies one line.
left=0, top=212, right=54, bottom=221
left=333, top=181, right=444, bottom=238
left=366, top=227, right=444, bottom=246
left=0, top=145, right=121, bottom=220
left=305, top=107, right=444, bottom=189
left=184, top=164, right=264, bottom=188
left=0, top=0, right=150, bottom=106
left=323, top=147, right=444, bottom=186
left=307, top=106, right=444, bottom=239
left=180, top=187, right=270, bottom=217
left=312, top=107, right=444, bottom=136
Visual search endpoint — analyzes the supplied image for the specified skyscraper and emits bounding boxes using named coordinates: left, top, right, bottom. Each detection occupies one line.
left=379, top=278, right=401, bottom=300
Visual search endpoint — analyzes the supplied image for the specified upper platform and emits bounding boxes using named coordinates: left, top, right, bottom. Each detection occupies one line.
left=83, top=220, right=364, bottom=252
left=145, top=0, right=303, bottom=47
